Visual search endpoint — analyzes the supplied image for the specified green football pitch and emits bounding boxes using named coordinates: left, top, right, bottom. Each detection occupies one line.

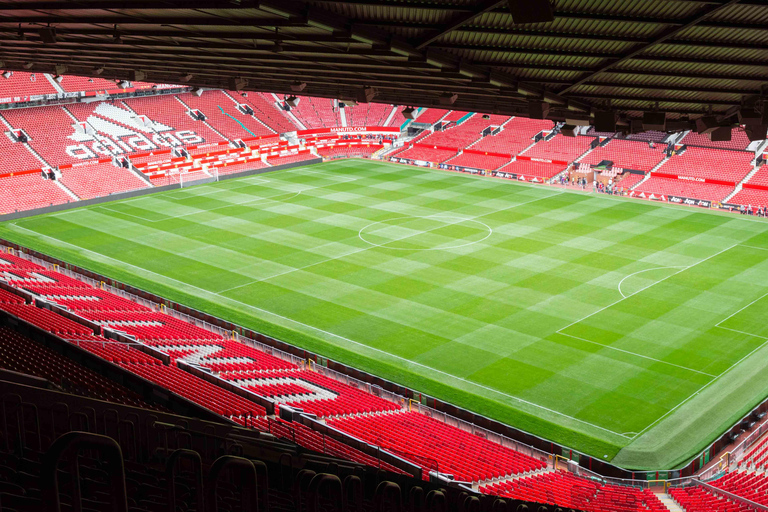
left=4, top=159, right=768, bottom=470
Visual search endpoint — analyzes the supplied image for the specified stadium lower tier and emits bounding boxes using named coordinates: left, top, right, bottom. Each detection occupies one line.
left=632, top=177, right=734, bottom=202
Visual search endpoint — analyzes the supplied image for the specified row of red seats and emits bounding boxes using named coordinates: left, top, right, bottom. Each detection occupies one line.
left=77, top=310, right=224, bottom=340
left=0, top=287, right=26, bottom=304
left=632, top=177, right=734, bottom=202
left=329, top=411, right=547, bottom=483
left=118, top=361, right=267, bottom=420
left=482, top=471, right=666, bottom=512
left=521, top=134, right=594, bottom=163
left=0, top=302, right=94, bottom=336
left=0, top=174, right=72, bottom=214
left=0, top=253, right=46, bottom=269
left=395, top=146, right=457, bottom=164
left=655, top=147, right=754, bottom=183
left=58, top=160, right=149, bottom=200
left=2, top=268, right=93, bottom=288
left=178, top=90, right=274, bottom=139
left=738, top=434, right=768, bottom=470
left=270, top=418, right=408, bottom=475
left=419, top=114, right=508, bottom=149
left=24, top=285, right=153, bottom=312
left=446, top=152, right=510, bottom=170
left=681, top=130, right=752, bottom=151
left=579, top=139, right=667, bottom=172
left=669, top=486, right=754, bottom=512
left=66, top=333, right=165, bottom=365
left=0, top=326, right=157, bottom=409
left=709, top=470, right=768, bottom=506
left=468, top=117, right=553, bottom=156
left=140, top=337, right=296, bottom=371
left=223, top=369, right=400, bottom=418
left=234, top=91, right=297, bottom=133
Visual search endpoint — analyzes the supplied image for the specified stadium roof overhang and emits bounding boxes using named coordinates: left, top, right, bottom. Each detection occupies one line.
left=1, top=0, right=767, bottom=124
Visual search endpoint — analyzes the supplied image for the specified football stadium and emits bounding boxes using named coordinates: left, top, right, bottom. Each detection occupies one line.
left=1, top=1, right=768, bottom=511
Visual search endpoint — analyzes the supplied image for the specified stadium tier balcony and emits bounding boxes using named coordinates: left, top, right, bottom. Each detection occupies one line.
left=669, top=486, right=754, bottom=512
left=394, top=145, right=457, bottom=163
left=632, top=177, right=734, bottom=202
left=58, top=75, right=124, bottom=93
left=654, top=147, right=754, bottom=183
left=495, top=159, right=569, bottom=181
left=0, top=71, right=58, bottom=98
left=122, top=95, right=228, bottom=145
left=178, top=91, right=274, bottom=139
left=0, top=174, right=72, bottom=214
left=0, top=326, right=158, bottom=409
left=0, top=127, right=47, bottom=172
left=482, top=471, right=667, bottom=512
left=445, top=151, right=511, bottom=170
left=521, top=134, right=595, bottom=163
left=442, top=110, right=471, bottom=122
left=328, top=411, right=547, bottom=483
left=234, top=91, right=297, bottom=133
left=626, top=130, right=669, bottom=144
left=468, top=117, right=553, bottom=156
left=411, top=108, right=450, bottom=125
left=578, top=139, right=667, bottom=172
left=59, top=160, right=149, bottom=199
left=419, top=114, right=508, bottom=149
left=681, top=129, right=752, bottom=151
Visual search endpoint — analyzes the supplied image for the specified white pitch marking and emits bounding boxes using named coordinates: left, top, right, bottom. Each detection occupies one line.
left=557, top=243, right=740, bottom=334
left=357, top=215, right=493, bottom=251
left=556, top=332, right=716, bottom=377
left=617, top=266, right=687, bottom=299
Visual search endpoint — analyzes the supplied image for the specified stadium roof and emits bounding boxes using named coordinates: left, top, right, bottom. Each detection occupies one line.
left=1, top=0, right=767, bottom=123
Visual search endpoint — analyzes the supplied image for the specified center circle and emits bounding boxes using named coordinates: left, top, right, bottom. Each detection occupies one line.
left=358, top=215, right=493, bottom=251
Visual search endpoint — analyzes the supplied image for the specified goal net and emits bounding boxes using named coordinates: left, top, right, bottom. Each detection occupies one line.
left=175, top=166, right=219, bottom=188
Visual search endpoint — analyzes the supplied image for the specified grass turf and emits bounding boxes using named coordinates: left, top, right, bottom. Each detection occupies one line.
left=4, top=159, right=768, bottom=470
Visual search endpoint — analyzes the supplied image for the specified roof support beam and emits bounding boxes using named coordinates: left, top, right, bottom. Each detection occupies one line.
left=413, top=0, right=506, bottom=49
left=557, top=0, right=743, bottom=95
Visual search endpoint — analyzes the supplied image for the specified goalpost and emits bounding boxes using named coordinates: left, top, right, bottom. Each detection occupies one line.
left=178, top=166, right=219, bottom=188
